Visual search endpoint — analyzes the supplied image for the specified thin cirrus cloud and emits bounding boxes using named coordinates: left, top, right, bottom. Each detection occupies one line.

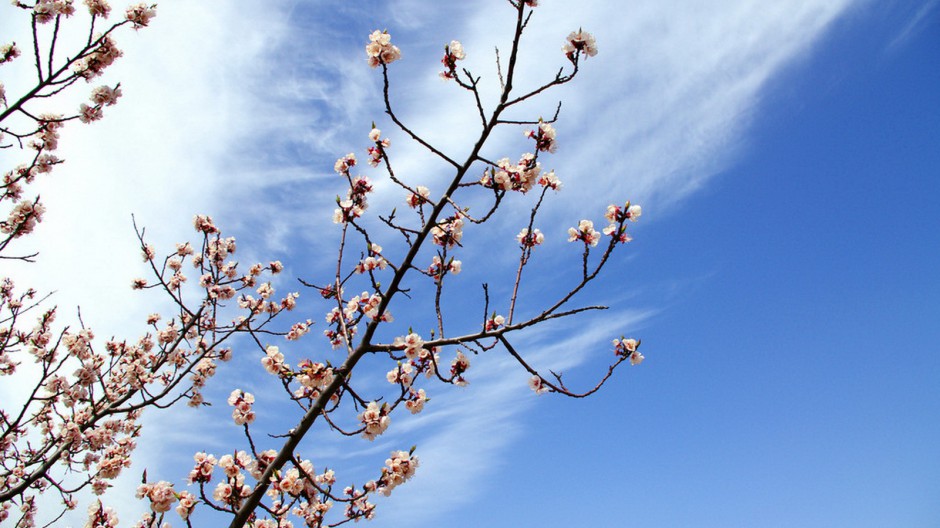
left=1, top=0, right=862, bottom=525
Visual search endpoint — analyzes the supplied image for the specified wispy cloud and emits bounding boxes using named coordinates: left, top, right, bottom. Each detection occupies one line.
left=885, top=0, right=938, bottom=53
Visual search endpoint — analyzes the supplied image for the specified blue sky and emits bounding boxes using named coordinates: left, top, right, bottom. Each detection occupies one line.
left=2, top=1, right=938, bottom=526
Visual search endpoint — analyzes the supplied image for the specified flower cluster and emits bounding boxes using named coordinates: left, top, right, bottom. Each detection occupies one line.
left=85, top=501, right=119, bottom=528
left=261, top=345, right=286, bottom=375
left=604, top=202, right=642, bottom=224
left=397, top=332, right=424, bottom=359
left=376, top=450, right=419, bottom=496
left=613, top=337, right=644, bottom=366
left=563, top=29, right=598, bottom=62
left=450, top=351, right=471, bottom=386
left=188, top=452, right=217, bottom=484
left=286, top=319, right=312, bottom=341
left=427, top=254, right=462, bottom=282
left=74, top=34, right=123, bottom=81
left=83, top=0, right=111, bottom=18
left=481, top=154, right=541, bottom=193
left=405, top=388, right=429, bottom=414
left=334, top=153, right=356, bottom=175
left=386, top=362, right=415, bottom=386
left=0, top=43, right=20, bottom=64
left=431, top=214, right=465, bottom=248
left=568, top=219, right=601, bottom=247
left=31, top=115, right=63, bottom=151
left=228, top=389, right=256, bottom=425
left=1, top=199, right=45, bottom=238
left=355, top=244, right=388, bottom=274
left=439, top=40, right=465, bottom=80
left=516, top=227, right=545, bottom=248
left=333, top=151, right=376, bottom=224
left=406, top=185, right=431, bottom=208
left=323, top=290, right=391, bottom=348
left=367, top=127, right=391, bottom=167
left=125, top=3, right=156, bottom=29
left=366, top=30, right=401, bottom=68
left=485, top=314, right=505, bottom=332
left=79, top=84, right=122, bottom=123
left=136, top=480, right=176, bottom=513
left=538, top=169, right=562, bottom=190
left=31, top=0, right=76, bottom=24
left=295, top=359, right=334, bottom=398
left=175, top=491, right=197, bottom=520
left=359, top=401, right=391, bottom=440
left=602, top=202, right=642, bottom=243
left=525, top=120, right=557, bottom=153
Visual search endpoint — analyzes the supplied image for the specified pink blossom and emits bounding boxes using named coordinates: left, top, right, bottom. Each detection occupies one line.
left=440, top=40, right=466, bottom=80
left=286, top=319, right=312, bottom=341
left=405, top=388, right=428, bottom=414
left=431, top=215, right=464, bottom=248
left=485, top=314, right=505, bottom=332
left=604, top=202, right=642, bottom=224
left=450, top=351, right=471, bottom=386
left=394, top=332, right=424, bottom=360
left=528, top=375, right=550, bottom=395
left=407, top=185, right=430, bottom=208
left=84, top=500, right=119, bottom=528
left=228, top=389, right=256, bottom=425
left=125, top=3, right=156, bottom=29
left=377, top=450, right=419, bottom=496
left=525, top=120, right=557, bottom=153
left=262, top=345, right=285, bottom=375
left=79, top=103, right=103, bottom=123
left=366, top=30, right=401, bottom=67
left=90, top=85, right=122, bottom=105
left=136, top=480, right=176, bottom=513
left=188, top=452, right=217, bottom=484
left=481, top=154, right=541, bottom=193
left=386, top=362, right=414, bottom=386
left=256, top=282, right=274, bottom=299
left=297, top=360, right=333, bottom=390
left=426, top=255, right=461, bottom=281
left=334, top=153, right=357, bottom=175
left=358, top=401, right=390, bottom=440
left=568, top=219, right=601, bottom=247
left=0, top=43, right=21, bottom=64
left=1, top=200, right=46, bottom=237
left=83, top=0, right=111, bottom=18
left=563, top=29, right=598, bottom=61
left=175, top=491, right=196, bottom=520
left=193, top=214, right=218, bottom=234
left=613, top=337, right=644, bottom=365
left=74, top=35, right=122, bottom=80
left=516, top=227, right=545, bottom=248
left=366, top=129, right=391, bottom=167
left=355, top=255, right=387, bottom=274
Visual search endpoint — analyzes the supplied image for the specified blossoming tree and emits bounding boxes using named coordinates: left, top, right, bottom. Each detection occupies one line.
left=1, top=1, right=646, bottom=527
